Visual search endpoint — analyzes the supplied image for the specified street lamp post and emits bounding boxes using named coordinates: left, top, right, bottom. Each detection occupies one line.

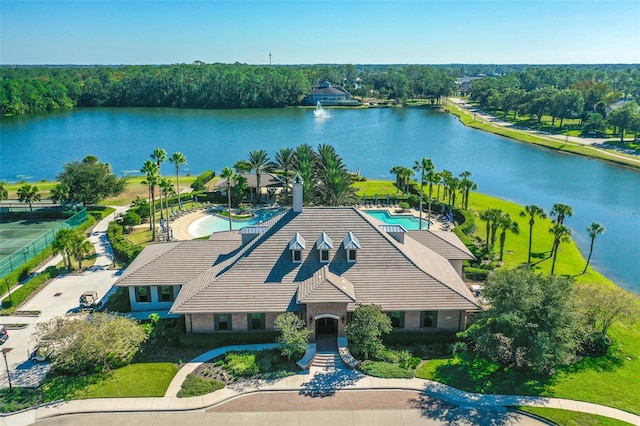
left=1, top=347, right=13, bottom=392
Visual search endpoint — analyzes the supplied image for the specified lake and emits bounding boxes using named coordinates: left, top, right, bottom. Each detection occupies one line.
left=1, top=106, right=639, bottom=292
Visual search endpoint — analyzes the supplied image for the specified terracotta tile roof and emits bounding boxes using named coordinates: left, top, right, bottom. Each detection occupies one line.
left=168, top=208, right=480, bottom=314
left=115, top=240, right=236, bottom=287
left=297, top=266, right=357, bottom=304
left=407, top=230, right=476, bottom=260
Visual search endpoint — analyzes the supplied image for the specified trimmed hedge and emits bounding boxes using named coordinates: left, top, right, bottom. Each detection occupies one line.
left=87, top=206, right=116, bottom=221
left=178, top=330, right=280, bottom=349
left=463, top=266, right=489, bottom=281
left=107, top=221, right=143, bottom=265
left=0, top=266, right=62, bottom=314
left=382, top=330, right=458, bottom=346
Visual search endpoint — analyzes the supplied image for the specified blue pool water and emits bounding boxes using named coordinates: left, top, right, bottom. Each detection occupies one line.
left=363, top=209, right=431, bottom=230
left=189, top=208, right=287, bottom=237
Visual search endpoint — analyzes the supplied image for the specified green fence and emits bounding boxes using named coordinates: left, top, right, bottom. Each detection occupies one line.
left=0, top=208, right=88, bottom=279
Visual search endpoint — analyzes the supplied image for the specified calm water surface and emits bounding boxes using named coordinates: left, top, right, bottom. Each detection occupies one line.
left=1, top=107, right=638, bottom=292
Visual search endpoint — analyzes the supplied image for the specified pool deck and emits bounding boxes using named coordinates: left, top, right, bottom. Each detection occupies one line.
left=171, top=205, right=453, bottom=241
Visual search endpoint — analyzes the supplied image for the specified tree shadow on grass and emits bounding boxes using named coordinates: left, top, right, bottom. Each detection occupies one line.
left=429, top=353, right=555, bottom=397
left=41, top=372, right=108, bottom=402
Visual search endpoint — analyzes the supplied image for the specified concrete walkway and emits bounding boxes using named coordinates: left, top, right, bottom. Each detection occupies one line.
left=3, top=344, right=638, bottom=426
left=0, top=206, right=128, bottom=389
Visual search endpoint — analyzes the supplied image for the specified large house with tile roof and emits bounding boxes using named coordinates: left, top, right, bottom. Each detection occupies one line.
left=115, top=179, right=480, bottom=340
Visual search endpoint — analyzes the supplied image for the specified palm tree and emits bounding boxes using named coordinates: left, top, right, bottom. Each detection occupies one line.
left=221, top=167, right=235, bottom=231
left=497, top=213, right=520, bottom=261
left=275, top=147, right=295, bottom=195
left=389, top=166, right=405, bottom=193
left=168, top=152, right=187, bottom=207
left=17, top=183, right=41, bottom=213
left=398, top=166, right=414, bottom=194
left=549, top=203, right=573, bottom=226
left=439, top=170, right=453, bottom=202
left=70, top=234, right=92, bottom=270
left=459, top=171, right=477, bottom=210
left=413, top=157, right=434, bottom=230
left=247, top=149, right=274, bottom=205
left=151, top=148, right=167, bottom=222
left=448, top=177, right=460, bottom=208
left=50, top=183, right=70, bottom=204
left=479, top=208, right=501, bottom=253
left=425, top=169, right=440, bottom=230
left=520, top=205, right=547, bottom=264
left=0, top=181, right=8, bottom=201
left=316, top=144, right=355, bottom=206
left=583, top=222, right=605, bottom=274
left=294, top=144, right=316, bottom=205
left=52, top=227, right=75, bottom=270
left=141, top=160, right=160, bottom=241
left=549, top=224, right=571, bottom=274
left=159, top=177, right=174, bottom=239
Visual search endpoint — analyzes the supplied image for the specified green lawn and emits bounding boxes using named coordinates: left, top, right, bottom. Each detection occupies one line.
left=443, top=102, right=640, bottom=169
left=41, top=363, right=177, bottom=400
left=518, top=407, right=632, bottom=426
left=466, top=191, right=608, bottom=284
left=413, top=189, right=640, bottom=417
left=352, top=180, right=400, bottom=197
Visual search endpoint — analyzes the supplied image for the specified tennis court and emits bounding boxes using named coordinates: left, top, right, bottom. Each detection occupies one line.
left=0, top=208, right=88, bottom=278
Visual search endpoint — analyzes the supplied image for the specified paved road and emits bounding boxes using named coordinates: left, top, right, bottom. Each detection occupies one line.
left=30, top=390, right=546, bottom=426
left=0, top=206, right=127, bottom=388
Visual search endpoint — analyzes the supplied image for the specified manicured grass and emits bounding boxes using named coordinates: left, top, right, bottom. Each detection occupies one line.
left=443, top=102, right=640, bottom=169
left=466, top=191, right=609, bottom=284
left=4, top=180, right=57, bottom=199
left=42, top=363, right=178, bottom=400
left=125, top=228, right=154, bottom=246
left=359, top=361, right=414, bottom=379
left=352, top=180, right=400, bottom=197
left=103, top=175, right=199, bottom=206
left=518, top=407, right=631, bottom=426
left=413, top=189, right=640, bottom=416
left=0, top=387, right=42, bottom=413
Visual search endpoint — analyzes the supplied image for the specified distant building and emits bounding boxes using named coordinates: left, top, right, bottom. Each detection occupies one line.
left=303, top=81, right=360, bottom=106
left=455, top=77, right=483, bottom=96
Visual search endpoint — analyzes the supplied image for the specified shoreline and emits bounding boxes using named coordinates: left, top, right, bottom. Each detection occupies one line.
left=444, top=98, right=640, bottom=170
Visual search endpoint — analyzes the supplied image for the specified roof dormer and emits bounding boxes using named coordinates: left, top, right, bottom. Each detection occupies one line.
left=289, top=232, right=306, bottom=263
left=316, top=232, right=333, bottom=263
left=380, top=224, right=407, bottom=244
left=343, top=232, right=360, bottom=263
left=239, top=225, right=268, bottom=245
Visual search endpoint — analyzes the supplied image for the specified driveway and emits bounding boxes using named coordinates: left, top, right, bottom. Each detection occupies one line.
left=0, top=206, right=127, bottom=388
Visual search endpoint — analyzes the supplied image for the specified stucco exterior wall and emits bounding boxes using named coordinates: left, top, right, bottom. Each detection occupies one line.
left=128, top=285, right=179, bottom=312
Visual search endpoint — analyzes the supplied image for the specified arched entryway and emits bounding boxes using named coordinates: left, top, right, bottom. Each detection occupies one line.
left=314, top=314, right=339, bottom=352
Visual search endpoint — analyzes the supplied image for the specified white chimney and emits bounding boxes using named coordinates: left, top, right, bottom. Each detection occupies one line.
left=293, top=172, right=303, bottom=213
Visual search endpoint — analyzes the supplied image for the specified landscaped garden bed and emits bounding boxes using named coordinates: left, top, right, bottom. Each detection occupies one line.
left=178, top=349, right=299, bottom=398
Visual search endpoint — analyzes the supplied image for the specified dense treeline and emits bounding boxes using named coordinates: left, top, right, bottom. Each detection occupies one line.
left=0, top=63, right=452, bottom=115
left=1, top=63, right=638, bottom=117
left=469, top=66, right=640, bottom=136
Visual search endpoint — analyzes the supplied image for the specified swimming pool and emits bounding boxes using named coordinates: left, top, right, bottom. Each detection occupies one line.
left=363, top=209, right=431, bottom=230
left=188, top=208, right=287, bottom=237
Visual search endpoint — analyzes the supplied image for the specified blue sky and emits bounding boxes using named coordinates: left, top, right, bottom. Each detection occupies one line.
left=1, top=0, right=639, bottom=65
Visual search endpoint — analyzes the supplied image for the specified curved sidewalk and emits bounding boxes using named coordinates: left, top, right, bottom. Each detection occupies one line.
left=3, top=345, right=638, bottom=426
